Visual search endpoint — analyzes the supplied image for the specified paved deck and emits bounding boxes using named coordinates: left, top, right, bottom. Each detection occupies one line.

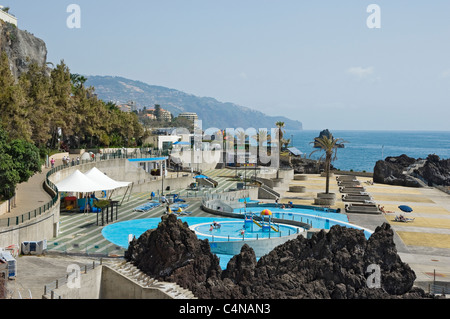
left=281, top=173, right=450, bottom=286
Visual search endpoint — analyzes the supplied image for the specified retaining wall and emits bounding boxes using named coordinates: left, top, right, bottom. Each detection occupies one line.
left=0, top=203, right=60, bottom=249
left=45, top=263, right=196, bottom=299
left=209, top=232, right=302, bottom=258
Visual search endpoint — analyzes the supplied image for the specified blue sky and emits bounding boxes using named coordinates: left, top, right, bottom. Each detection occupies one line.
left=6, top=1, right=450, bottom=130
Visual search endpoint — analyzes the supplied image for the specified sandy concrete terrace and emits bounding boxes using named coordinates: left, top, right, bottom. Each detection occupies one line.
left=279, top=174, right=450, bottom=250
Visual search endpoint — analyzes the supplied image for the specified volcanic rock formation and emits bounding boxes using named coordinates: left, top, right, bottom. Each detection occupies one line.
left=416, top=154, right=450, bottom=186
left=373, top=154, right=421, bottom=187
left=125, top=214, right=436, bottom=299
left=374, top=154, right=450, bottom=187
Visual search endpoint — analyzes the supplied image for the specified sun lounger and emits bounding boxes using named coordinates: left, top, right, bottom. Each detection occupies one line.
left=341, top=194, right=373, bottom=202
left=134, top=202, right=160, bottom=212
left=338, top=181, right=362, bottom=187
left=345, top=203, right=381, bottom=214
left=171, top=204, right=189, bottom=209
left=339, top=186, right=366, bottom=194
left=394, top=215, right=414, bottom=223
left=174, top=210, right=192, bottom=216
left=336, top=175, right=358, bottom=182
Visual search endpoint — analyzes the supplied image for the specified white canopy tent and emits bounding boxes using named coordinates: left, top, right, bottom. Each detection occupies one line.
left=55, top=168, right=133, bottom=213
left=84, top=167, right=131, bottom=189
left=84, top=167, right=133, bottom=204
left=55, top=170, right=108, bottom=193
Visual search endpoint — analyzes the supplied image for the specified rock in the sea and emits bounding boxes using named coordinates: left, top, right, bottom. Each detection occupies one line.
left=373, top=154, right=421, bottom=187
left=416, top=155, right=450, bottom=186
left=374, top=154, right=450, bottom=187
left=125, top=214, right=437, bottom=299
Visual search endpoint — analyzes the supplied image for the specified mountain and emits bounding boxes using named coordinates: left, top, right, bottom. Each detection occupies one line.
left=85, top=75, right=303, bottom=130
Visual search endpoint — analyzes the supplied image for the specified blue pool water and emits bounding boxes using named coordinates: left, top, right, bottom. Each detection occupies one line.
left=102, top=208, right=372, bottom=269
left=102, top=216, right=299, bottom=269
left=234, top=206, right=373, bottom=239
left=102, top=216, right=299, bottom=248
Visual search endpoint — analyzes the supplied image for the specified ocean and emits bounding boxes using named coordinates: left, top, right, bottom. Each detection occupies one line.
left=286, top=130, right=450, bottom=173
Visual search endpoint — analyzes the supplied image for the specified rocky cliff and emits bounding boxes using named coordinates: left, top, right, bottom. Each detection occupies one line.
left=0, top=20, right=47, bottom=79
left=374, top=154, right=450, bottom=187
left=125, top=214, right=437, bottom=299
left=373, top=154, right=421, bottom=187
left=416, top=154, right=450, bottom=186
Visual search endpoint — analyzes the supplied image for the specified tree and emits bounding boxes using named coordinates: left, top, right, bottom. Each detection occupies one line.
left=49, top=60, right=76, bottom=149
left=8, top=138, right=41, bottom=183
left=154, top=104, right=162, bottom=122
left=0, top=126, right=41, bottom=200
left=310, top=132, right=348, bottom=194
left=0, top=144, right=19, bottom=200
left=0, top=52, right=31, bottom=141
left=70, top=73, right=87, bottom=94
left=253, top=129, right=269, bottom=165
left=275, top=121, right=285, bottom=178
left=19, top=62, right=54, bottom=148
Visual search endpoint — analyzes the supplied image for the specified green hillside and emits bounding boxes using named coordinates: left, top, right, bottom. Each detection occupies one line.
left=85, top=75, right=303, bottom=130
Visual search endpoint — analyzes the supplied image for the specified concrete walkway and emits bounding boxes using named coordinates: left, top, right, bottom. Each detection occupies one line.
left=3, top=166, right=52, bottom=219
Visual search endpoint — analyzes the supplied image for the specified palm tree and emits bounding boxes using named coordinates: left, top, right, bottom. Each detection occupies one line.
left=234, top=129, right=247, bottom=176
left=310, top=132, right=348, bottom=194
left=275, top=122, right=285, bottom=178
left=282, top=138, right=291, bottom=150
left=252, top=129, right=268, bottom=164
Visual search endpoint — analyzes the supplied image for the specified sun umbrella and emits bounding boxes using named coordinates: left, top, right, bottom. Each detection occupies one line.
left=261, top=209, right=272, bottom=216
left=194, top=175, right=208, bottom=179
left=399, top=205, right=413, bottom=213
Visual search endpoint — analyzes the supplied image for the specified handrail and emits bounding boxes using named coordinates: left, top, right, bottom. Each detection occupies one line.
left=0, top=150, right=156, bottom=228
left=0, top=170, right=60, bottom=228
left=43, top=259, right=103, bottom=299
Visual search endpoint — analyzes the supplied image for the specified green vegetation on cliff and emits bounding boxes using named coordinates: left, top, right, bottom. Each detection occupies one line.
left=0, top=52, right=146, bottom=150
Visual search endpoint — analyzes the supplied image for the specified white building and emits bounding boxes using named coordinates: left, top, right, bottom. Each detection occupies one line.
left=178, top=112, right=198, bottom=122
left=0, top=6, right=18, bottom=26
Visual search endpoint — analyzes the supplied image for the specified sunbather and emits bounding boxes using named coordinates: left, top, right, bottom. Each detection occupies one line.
left=394, top=214, right=414, bottom=222
left=379, top=205, right=394, bottom=214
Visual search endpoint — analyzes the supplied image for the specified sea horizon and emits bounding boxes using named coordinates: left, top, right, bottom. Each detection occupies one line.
left=284, top=129, right=450, bottom=173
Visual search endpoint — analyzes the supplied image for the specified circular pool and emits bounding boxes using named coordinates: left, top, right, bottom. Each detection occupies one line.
left=234, top=206, right=373, bottom=239
left=102, top=216, right=301, bottom=269
left=190, top=219, right=300, bottom=241
left=102, top=216, right=300, bottom=248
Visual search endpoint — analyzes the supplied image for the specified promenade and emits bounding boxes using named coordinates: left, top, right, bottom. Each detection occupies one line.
left=4, top=166, right=450, bottom=298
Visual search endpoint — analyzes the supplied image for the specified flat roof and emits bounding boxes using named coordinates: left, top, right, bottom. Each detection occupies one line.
left=127, top=157, right=168, bottom=162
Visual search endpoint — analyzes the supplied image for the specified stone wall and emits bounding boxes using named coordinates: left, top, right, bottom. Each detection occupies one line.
left=44, top=262, right=196, bottom=299
left=0, top=201, right=60, bottom=249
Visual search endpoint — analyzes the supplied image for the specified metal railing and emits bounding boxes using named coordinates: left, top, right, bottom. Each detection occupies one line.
left=43, top=259, right=104, bottom=299
left=0, top=150, right=168, bottom=228
left=0, top=173, right=59, bottom=228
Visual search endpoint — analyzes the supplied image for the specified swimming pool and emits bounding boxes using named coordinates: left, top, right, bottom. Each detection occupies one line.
left=102, top=216, right=299, bottom=248
left=102, top=216, right=301, bottom=269
left=102, top=206, right=373, bottom=269
left=233, top=206, right=373, bottom=239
